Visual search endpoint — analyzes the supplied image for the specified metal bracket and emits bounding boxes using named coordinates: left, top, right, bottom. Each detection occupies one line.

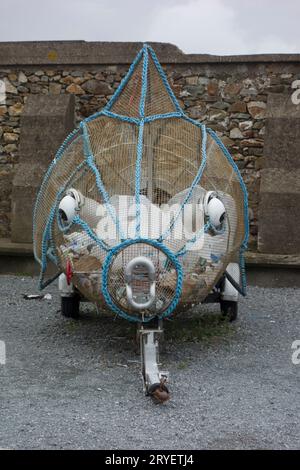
left=125, top=256, right=156, bottom=310
left=138, top=321, right=170, bottom=403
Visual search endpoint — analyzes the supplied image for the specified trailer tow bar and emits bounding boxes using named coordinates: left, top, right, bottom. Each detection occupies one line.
left=138, top=321, right=170, bottom=404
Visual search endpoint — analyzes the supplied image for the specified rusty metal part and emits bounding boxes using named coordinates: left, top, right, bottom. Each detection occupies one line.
left=148, top=377, right=170, bottom=404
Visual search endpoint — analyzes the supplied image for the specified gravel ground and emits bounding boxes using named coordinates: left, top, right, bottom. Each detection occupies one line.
left=0, top=275, right=299, bottom=450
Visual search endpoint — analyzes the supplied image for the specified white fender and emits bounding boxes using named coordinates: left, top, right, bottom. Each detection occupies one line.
left=204, top=191, right=226, bottom=230
left=58, top=194, right=77, bottom=225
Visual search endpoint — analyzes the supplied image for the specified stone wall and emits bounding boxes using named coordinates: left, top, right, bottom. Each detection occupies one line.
left=1, top=41, right=300, bottom=251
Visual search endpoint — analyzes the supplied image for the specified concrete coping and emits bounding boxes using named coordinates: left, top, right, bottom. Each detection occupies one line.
left=1, top=41, right=300, bottom=66
left=0, top=239, right=34, bottom=257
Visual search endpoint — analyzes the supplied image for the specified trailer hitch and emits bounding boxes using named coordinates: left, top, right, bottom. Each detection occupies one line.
left=138, top=320, right=170, bottom=404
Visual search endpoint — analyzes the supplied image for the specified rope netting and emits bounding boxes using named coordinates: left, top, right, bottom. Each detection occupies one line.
left=33, top=44, right=248, bottom=322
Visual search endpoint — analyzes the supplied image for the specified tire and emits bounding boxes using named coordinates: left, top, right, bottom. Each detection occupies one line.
left=61, top=295, right=80, bottom=319
left=220, top=300, right=238, bottom=322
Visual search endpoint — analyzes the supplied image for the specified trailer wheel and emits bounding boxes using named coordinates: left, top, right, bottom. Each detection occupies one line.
left=61, top=294, right=80, bottom=319
left=220, top=300, right=238, bottom=322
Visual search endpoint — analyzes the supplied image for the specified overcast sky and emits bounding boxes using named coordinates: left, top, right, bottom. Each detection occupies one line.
left=1, top=0, right=299, bottom=55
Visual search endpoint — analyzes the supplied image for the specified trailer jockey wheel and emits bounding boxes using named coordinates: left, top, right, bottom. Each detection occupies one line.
left=61, top=294, right=80, bottom=319
left=220, top=300, right=238, bottom=322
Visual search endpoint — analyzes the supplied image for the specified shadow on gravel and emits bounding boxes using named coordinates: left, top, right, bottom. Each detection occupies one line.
left=56, top=304, right=236, bottom=350
left=164, top=313, right=235, bottom=344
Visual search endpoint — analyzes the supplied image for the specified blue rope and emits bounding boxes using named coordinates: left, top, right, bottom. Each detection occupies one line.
left=175, top=221, right=211, bottom=258
left=84, top=110, right=104, bottom=123
left=46, top=247, right=57, bottom=265
left=101, top=109, right=140, bottom=125
left=207, top=128, right=249, bottom=294
left=39, top=199, right=62, bottom=288
left=145, top=112, right=183, bottom=123
left=159, top=123, right=207, bottom=241
left=56, top=203, right=74, bottom=233
left=139, top=44, right=148, bottom=118
left=40, top=181, right=110, bottom=289
left=179, top=118, right=248, bottom=293
left=101, top=238, right=183, bottom=323
left=72, top=215, right=110, bottom=252
left=38, top=161, right=87, bottom=289
left=147, top=45, right=183, bottom=115
left=105, top=47, right=144, bottom=112
left=39, top=204, right=59, bottom=289
left=134, top=45, right=148, bottom=236
left=182, top=114, right=203, bottom=127
left=33, top=129, right=81, bottom=265
left=34, top=42, right=250, bottom=301
left=80, top=121, right=126, bottom=240
left=135, top=119, right=145, bottom=236
left=39, top=270, right=62, bottom=290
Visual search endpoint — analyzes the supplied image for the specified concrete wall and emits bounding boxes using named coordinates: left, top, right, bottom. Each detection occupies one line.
left=1, top=41, right=300, bottom=253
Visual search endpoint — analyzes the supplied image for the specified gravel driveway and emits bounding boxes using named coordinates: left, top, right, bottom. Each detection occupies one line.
left=0, top=275, right=299, bottom=450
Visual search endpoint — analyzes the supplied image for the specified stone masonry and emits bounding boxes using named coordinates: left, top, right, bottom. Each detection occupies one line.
left=1, top=41, right=300, bottom=252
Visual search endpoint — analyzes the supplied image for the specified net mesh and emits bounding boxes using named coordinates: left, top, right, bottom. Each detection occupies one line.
left=33, top=44, right=248, bottom=322
left=111, top=55, right=177, bottom=118
left=107, top=242, right=178, bottom=319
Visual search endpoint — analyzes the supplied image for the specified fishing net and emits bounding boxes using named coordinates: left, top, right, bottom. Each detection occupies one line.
left=33, top=44, right=248, bottom=322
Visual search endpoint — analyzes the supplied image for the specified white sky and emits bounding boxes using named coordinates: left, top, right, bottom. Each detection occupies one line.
left=0, top=0, right=299, bottom=55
